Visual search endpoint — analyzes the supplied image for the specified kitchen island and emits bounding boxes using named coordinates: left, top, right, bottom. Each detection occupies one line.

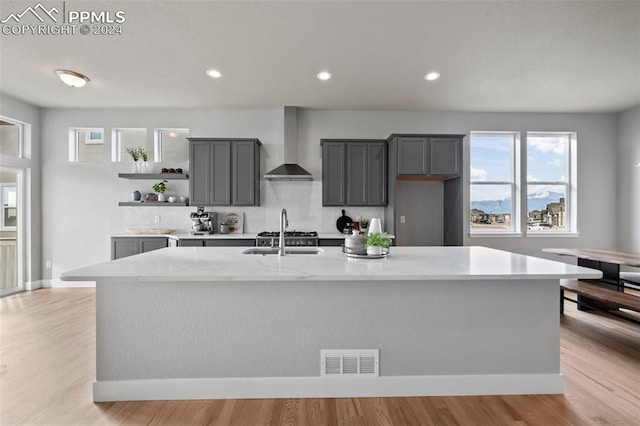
left=61, top=246, right=600, bottom=402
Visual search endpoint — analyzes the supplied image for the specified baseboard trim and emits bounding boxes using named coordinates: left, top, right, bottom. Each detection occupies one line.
left=44, top=279, right=95, bottom=288
left=25, top=280, right=44, bottom=290
left=93, top=373, right=564, bottom=402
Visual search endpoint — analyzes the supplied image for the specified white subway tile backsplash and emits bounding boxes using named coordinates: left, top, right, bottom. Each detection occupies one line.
left=123, top=181, right=386, bottom=234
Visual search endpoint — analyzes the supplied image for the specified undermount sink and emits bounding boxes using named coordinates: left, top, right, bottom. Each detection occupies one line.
left=242, top=247, right=324, bottom=255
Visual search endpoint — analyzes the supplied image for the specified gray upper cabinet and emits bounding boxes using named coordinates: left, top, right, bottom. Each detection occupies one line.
left=188, top=138, right=261, bottom=206
left=232, top=141, right=260, bottom=206
left=367, top=142, right=387, bottom=205
left=321, top=139, right=387, bottom=206
left=322, top=141, right=346, bottom=206
left=430, top=137, right=460, bottom=176
left=397, top=137, right=429, bottom=175
left=395, top=136, right=461, bottom=177
left=346, top=142, right=367, bottom=205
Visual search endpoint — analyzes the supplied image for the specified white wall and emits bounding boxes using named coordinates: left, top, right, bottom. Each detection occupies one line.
left=40, top=107, right=621, bottom=278
left=0, top=93, right=42, bottom=283
left=301, top=109, right=619, bottom=259
left=617, top=106, right=640, bottom=252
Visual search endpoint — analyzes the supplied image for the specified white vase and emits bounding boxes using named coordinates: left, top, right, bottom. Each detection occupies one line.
left=136, top=160, right=148, bottom=174
left=367, top=246, right=382, bottom=256
left=368, top=218, right=382, bottom=234
left=157, top=193, right=166, bottom=202
left=131, top=161, right=138, bottom=173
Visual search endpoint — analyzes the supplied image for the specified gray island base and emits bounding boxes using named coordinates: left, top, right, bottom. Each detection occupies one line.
left=60, top=246, right=601, bottom=402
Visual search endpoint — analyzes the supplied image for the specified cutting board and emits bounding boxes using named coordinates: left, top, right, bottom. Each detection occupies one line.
left=222, top=213, right=244, bottom=233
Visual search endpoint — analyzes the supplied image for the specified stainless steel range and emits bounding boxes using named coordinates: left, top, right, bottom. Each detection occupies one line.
left=256, top=231, right=319, bottom=247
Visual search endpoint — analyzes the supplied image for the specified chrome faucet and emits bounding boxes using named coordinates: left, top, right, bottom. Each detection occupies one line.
left=279, top=208, right=288, bottom=256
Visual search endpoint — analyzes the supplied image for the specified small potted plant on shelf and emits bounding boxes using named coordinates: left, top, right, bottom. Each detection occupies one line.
left=365, top=232, right=390, bottom=256
left=152, top=180, right=168, bottom=202
left=360, top=218, right=370, bottom=233
left=138, top=148, right=149, bottom=173
left=126, top=147, right=150, bottom=173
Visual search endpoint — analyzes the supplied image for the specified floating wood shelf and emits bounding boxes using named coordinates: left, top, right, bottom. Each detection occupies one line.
left=118, top=173, right=189, bottom=180
left=118, top=202, right=189, bottom=207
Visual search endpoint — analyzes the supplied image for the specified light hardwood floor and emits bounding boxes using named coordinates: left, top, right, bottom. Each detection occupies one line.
left=1, top=288, right=639, bottom=425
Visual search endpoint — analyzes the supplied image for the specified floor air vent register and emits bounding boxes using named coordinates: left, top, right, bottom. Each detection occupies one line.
left=321, top=349, right=379, bottom=377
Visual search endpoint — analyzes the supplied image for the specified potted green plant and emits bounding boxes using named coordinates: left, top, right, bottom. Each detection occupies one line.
left=360, top=218, right=370, bottom=233
left=365, top=232, right=390, bottom=256
left=126, top=147, right=150, bottom=173
left=138, top=148, right=149, bottom=173
left=153, top=180, right=168, bottom=202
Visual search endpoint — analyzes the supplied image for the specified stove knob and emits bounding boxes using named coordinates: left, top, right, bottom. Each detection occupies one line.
left=307, top=241, right=313, bottom=246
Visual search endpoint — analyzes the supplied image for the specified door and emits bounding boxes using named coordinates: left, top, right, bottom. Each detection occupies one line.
left=346, top=142, right=367, bottom=205
left=430, top=137, right=460, bottom=176
left=322, top=141, right=346, bottom=206
left=394, top=180, right=444, bottom=246
left=397, top=137, right=428, bottom=175
left=0, top=167, right=22, bottom=296
left=189, top=141, right=212, bottom=206
left=232, top=141, right=257, bottom=206
left=211, top=141, right=231, bottom=205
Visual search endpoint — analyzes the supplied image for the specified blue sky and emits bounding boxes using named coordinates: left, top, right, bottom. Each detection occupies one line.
left=470, top=134, right=567, bottom=202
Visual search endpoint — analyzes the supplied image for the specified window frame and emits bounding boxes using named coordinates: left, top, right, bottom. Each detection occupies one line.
left=111, top=128, right=148, bottom=162
left=68, top=128, right=105, bottom=162
left=525, top=131, right=577, bottom=235
left=153, top=128, right=190, bottom=162
left=0, top=183, right=17, bottom=230
left=0, top=117, right=24, bottom=158
left=469, top=131, right=521, bottom=235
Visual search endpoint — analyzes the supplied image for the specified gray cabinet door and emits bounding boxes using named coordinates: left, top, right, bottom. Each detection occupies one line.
left=189, top=139, right=260, bottom=207
left=189, top=141, right=213, bottom=206
left=204, top=239, right=255, bottom=247
left=179, top=239, right=205, bottom=247
left=232, top=141, right=259, bottom=206
left=111, top=238, right=139, bottom=260
left=397, top=137, right=428, bottom=175
left=430, top=138, right=460, bottom=176
left=139, top=238, right=168, bottom=253
left=211, top=141, right=231, bottom=205
left=322, top=142, right=346, bottom=206
left=367, top=141, right=387, bottom=205
left=346, top=142, right=367, bottom=206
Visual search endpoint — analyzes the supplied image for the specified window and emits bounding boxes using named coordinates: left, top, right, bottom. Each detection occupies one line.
left=1, top=184, right=17, bottom=229
left=526, top=132, right=577, bottom=233
left=111, top=128, right=149, bottom=162
left=0, top=119, right=22, bottom=157
left=154, top=128, right=189, bottom=162
left=68, top=128, right=105, bottom=162
left=469, top=132, right=520, bottom=234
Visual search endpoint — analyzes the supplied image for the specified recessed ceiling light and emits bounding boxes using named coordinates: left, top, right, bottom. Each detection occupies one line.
left=206, top=69, right=222, bottom=78
left=54, top=69, right=90, bottom=88
left=317, top=71, right=332, bottom=81
left=424, top=71, right=441, bottom=81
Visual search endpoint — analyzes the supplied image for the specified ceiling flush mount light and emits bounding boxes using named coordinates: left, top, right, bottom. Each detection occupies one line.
left=317, top=71, right=332, bottom=81
left=424, top=71, right=441, bottom=81
left=55, top=69, right=90, bottom=88
left=206, top=69, right=222, bottom=78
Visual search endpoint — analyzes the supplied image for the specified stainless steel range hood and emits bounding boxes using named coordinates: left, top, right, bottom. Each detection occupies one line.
left=264, top=106, right=313, bottom=181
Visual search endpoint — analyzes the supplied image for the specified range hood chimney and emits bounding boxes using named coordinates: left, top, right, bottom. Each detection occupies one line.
left=264, top=106, right=313, bottom=181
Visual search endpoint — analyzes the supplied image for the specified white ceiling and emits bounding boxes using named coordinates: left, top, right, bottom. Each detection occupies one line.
left=1, top=0, right=639, bottom=113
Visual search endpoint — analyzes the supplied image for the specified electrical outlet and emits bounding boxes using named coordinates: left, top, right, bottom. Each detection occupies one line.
left=154, top=215, right=161, bottom=223
left=400, top=215, right=406, bottom=224
left=45, top=260, right=51, bottom=269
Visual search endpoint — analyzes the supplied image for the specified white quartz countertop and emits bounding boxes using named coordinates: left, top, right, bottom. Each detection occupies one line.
left=61, top=246, right=601, bottom=282
left=111, top=232, right=394, bottom=240
left=111, top=232, right=257, bottom=240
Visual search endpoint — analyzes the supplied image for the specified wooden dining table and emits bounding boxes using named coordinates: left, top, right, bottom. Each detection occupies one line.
left=542, top=248, right=640, bottom=311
